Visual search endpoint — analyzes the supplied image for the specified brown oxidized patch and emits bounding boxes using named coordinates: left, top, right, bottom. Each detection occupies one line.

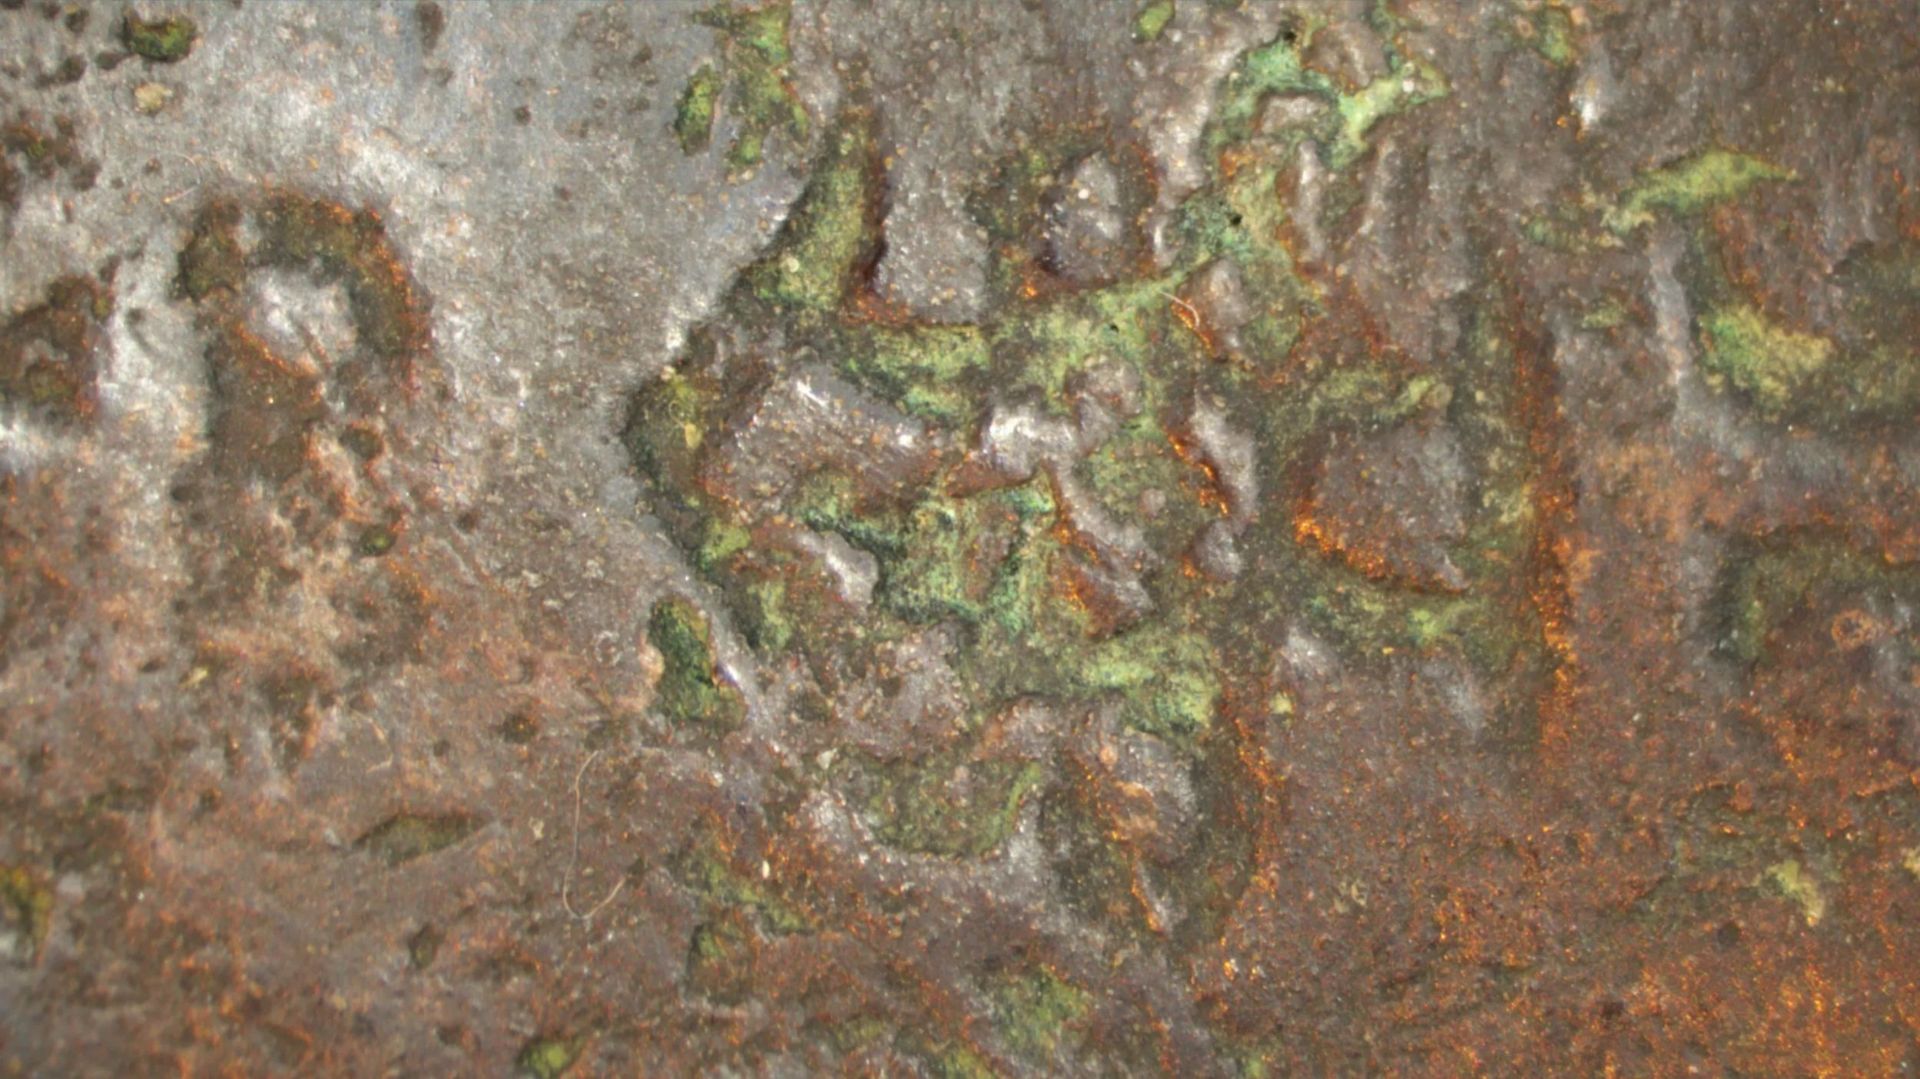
left=0, top=274, right=112, bottom=424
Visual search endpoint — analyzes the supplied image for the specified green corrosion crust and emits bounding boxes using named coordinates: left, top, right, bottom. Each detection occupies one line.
left=1604, top=149, right=1793, bottom=234
left=123, top=13, right=197, bottom=63
left=650, top=597, right=745, bottom=731
left=674, top=1, right=810, bottom=173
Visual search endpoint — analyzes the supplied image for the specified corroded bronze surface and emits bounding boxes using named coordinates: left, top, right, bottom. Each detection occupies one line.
left=3, top=1, right=1920, bottom=1074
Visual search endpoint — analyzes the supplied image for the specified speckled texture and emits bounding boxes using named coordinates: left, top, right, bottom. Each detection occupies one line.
left=4, top=1, right=1920, bottom=1074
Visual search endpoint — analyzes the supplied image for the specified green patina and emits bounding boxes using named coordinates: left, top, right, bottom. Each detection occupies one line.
left=1698, top=304, right=1833, bottom=418
left=625, top=365, right=717, bottom=508
left=990, top=967, right=1091, bottom=1060
left=649, top=597, right=745, bottom=731
left=626, top=26, right=1565, bottom=898
left=0, top=864, right=53, bottom=963
left=848, top=752, right=1045, bottom=859
left=1133, top=0, right=1176, bottom=44
left=406, top=923, right=443, bottom=969
left=741, top=110, right=874, bottom=313
left=929, top=1043, right=995, bottom=1079
left=1713, top=534, right=1920, bottom=667
left=674, top=65, right=722, bottom=154
left=1328, top=54, right=1448, bottom=170
left=677, top=845, right=810, bottom=933
left=1232, top=1040, right=1288, bottom=1077
left=1634, top=786, right=1872, bottom=966
left=686, top=910, right=762, bottom=1003
left=354, top=812, right=481, bottom=866
left=1765, top=860, right=1828, bottom=926
left=1203, top=21, right=1331, bottom=159
left=1580, top=297, right=1630, bottom=330
left=515, top=1035, right=579, bottom=1079
left=1604, top=149, right=1794, bottom=234
left=1203, top=16, right=1447, bottom=171
left=358, top=524, right=398, bottom=557
left=1078, top=625, right=1219, bottom=740
left=1690, top=235, right=1920, bottom=428
left=837, top=322, right=991, bottom=425
left=739, top=576, right=792, bottom=651
left=1512, top=1, right=1577, bottom=66
left=824, top=1015, right=892, bottom=1054
left=1526, top=150, right=1793, bottom=251
left=675, top=1, right=809, bottom=172
left=124, top=13, right=197, bottom=62
left=696, top=517, right=752, bottom=574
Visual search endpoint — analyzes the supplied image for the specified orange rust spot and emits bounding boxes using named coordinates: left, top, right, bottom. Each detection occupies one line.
left=1165, top=428, right=1232, bottom=516
left=1129, top=863, right=1166, bottom=935
left=1168, top=293, right=1218, bottom=357
left=1829, top=609, right=1883, bottom=650
left=848, top=287, right=916, bottom=326
left=1289, top=489, right=1399, bottom=585
left=1503, top=295, right=1581, bottom=746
